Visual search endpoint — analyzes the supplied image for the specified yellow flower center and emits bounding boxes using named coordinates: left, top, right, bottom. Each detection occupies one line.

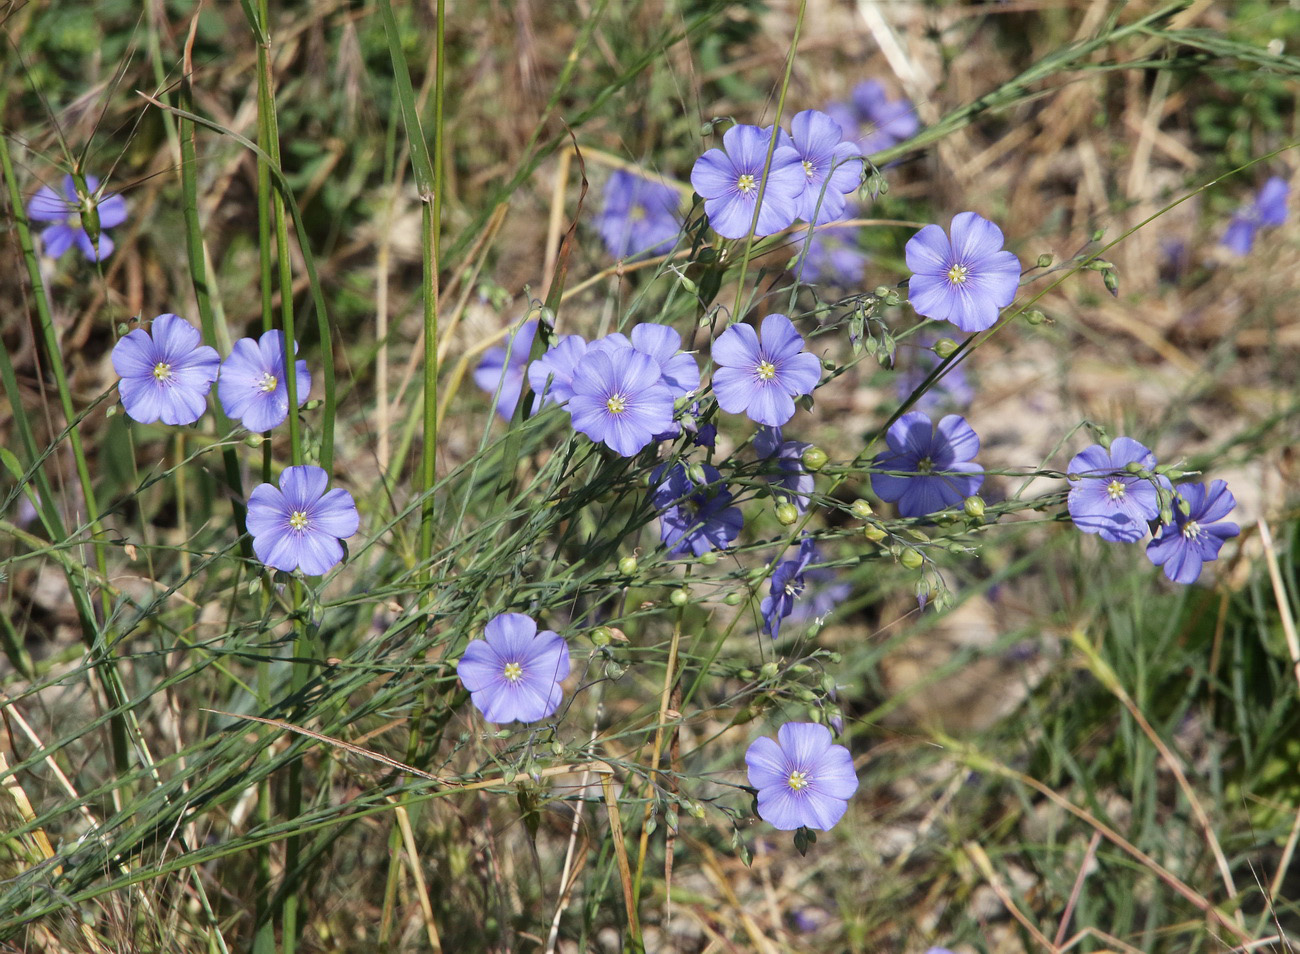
left=503, top=661, right=524, bottom=682
left=802, top=159, right=816, bottom=181
left=606, top=393, right=628, bottom=414
left=947, top=263, right=970, bottom=285
left=736, top=173, right=757, bottom=195
left=629, top=204, right=646, bottom=222
left=756, top=360, right=777, bottom=381
left=1181, top=519, right=1201, bottom=540
left=1106, top=479, right=1127, bottom=501
left=153, top=362, right=173, bottom=382
left=258, top=372, right=278, bottom=393
left=916, top=456, right=934, bottom=475
left=787, top=770, right=810, bottom=791
left=288, top=510, right=309, bottom=531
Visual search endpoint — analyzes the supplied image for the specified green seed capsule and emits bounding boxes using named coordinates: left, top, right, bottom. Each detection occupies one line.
left=850, top=498, right=874, bottom=519
left=775, top=502, right=799, bottom=526
left=1036, top=253, right=1053, bottom=268
left=963, top=495, right=986, bottom=518
left=591, top=626, right=613, bottom=647
left=724, top=592, right=743, bottom=606
left=698, top=550, right=719, bottom=566
left=932, top=338, right=959, bottom=359
left=618, top=556, right=638, bottom=576
left=900, top=547, right=924, bottom=570
left=863, top=524, right=887, bottom=543
left=670, top=587, right=690, bottom=607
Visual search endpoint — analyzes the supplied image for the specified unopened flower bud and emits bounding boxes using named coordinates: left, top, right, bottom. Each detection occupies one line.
left=900, top=547, right=924, bottom=570
left=775, top=502, right=799, bottom=526
left=670, top=587, right=690, bottom=607
left=687, top=463, right=708, bottom=486
left=724, top=592, right=743, bottom=606
left=1036, top=253, right=1053, bottom=268
left=850, top=498, right=874, bottom=519
left=591, top=626, right=613, bottom=647
left=863, top=524, right=887, bottom=543
left=801, top=446, right=829, bottom=472
left=244, top=434, right=264, bottom=448
left=932, top=338, right=959, bottom=359
left=698, top=550, right=719, bottom=565
left=963, top=495, right=986, bottom=518
left=759, top=661, right=780, bottom=681
left=618, top=556, right=638, bottom=576
left=1024, top=309, right=1047, bottom=325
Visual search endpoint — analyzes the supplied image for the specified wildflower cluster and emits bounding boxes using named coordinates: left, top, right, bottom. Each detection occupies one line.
left=107, top=313, right=355, bottom=576
left=1066, top=437, right=1238, bottom=584
left=690, top=111, right=863, bottom=240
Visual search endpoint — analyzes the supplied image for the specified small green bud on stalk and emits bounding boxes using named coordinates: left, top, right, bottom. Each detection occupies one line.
left=863, top=524, right=887, bottom=543
left=1024, top=309, right=1047, bottom=325
left=963, top=495, right=986, bottom=519
left=900, top=547, right=924, bottom=570
left=591, top=626, right=613, bottom=647
left=801, top=445, right=829, bottom=472
left=698, top=550, right=719, bottom=565
left=1036, top=253, right=1053, bottom=268
left=670, top=587, right=690, bottom=607
left=617, top=556, right=638, bottom=576
left=775, top=502, right=799, bottom=526
left=932, top=338, right=959, bottom=359
left=760, top=661, right=779, bottom=681
left=850, top=498, right=874, bottom=519
left=724, top=592, right=743, bottom=606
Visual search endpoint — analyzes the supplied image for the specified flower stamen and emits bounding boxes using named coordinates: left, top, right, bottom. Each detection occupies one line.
left=786, top=770, right=810, bottom=791
left=756, top=360, right=777, bottom=381
left=502, top=661, right=524, bottom=682
left=153, top=362, right=173, bottom=382
left=258, top=372, right=278, bottom=394
left=606, top=393, right=628, bottom=414
left=1106, top=479, right=1127, bottom=501
left=1181, top=519, right=1202, bottom=540
left=288, top=510, right=309, bottom=532
left=736, top=173, right=757, bottom=196
left=947, top=263, right=970, bottom=285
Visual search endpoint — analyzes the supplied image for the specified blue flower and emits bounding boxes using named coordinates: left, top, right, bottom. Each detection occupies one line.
left=756, top=426, right=814, bottom=513
left=111, top=314, right=220, bottom=426
left=871, top=412, right=983, bottom=517
left=1065, top=438, right=1165, bottom=544
left=745, top=722, right=858, bottom=830
left=1146, top=480, right=1239, bottom=583
left=456, top=612, right=571, bottom=725
left=218, top=330, right=312, bottom=432
left=1222, top=176, right=1289, bottom=255
left=826, top=80, right=919, bottom=157
left=712, top=314, right=822, bottom=427
left=568, top=342, right=675, bottom=456
left=690, top=124, right=805, bottom=239
left=785, top=109, right=862, bottom=224
left=906, top=212, right=1022, bottom=333
left=527, top=334, right=589, bottom=408
left=27, top=174, right=127, bottom=261
left=596, top=169, right=680, bottom=258
left=474, top=320, right=538, bottom=420
left=790, top=205, right=869, bottom=286
left=246, top=465, right=359, bottom=575
left=761, top=535, right=818, bottom=639
left=592, top=324, right=700, bottom=401
left=651, top=462, right=743, bottom=556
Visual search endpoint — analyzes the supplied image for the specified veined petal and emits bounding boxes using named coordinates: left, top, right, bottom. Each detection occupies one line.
left=711, top=322, right=761, bottom=368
